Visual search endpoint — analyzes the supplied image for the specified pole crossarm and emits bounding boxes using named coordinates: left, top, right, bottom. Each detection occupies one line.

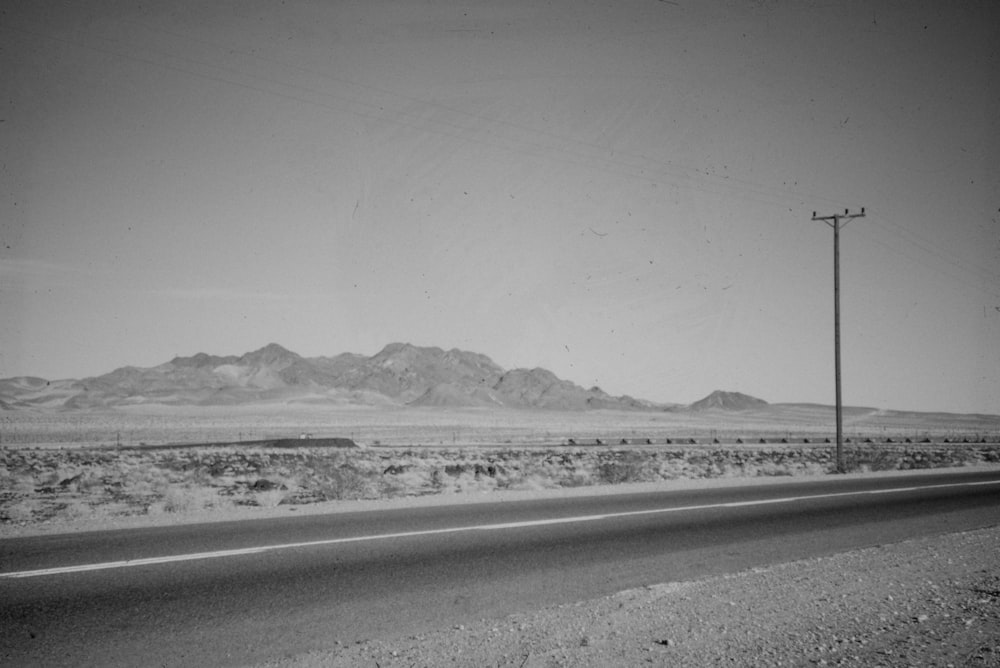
left=809, top=207, right=865, bottom=473
left=812, top=208, right=866, bottom=228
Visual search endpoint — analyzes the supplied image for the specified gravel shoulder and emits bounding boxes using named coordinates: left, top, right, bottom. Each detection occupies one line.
left=257, top=524, right=1000, bottom=667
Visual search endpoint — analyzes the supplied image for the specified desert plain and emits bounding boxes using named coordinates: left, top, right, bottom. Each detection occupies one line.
left=3, top=402, right=1000, bottom=667
left=2, top=402, right=998, bottom=536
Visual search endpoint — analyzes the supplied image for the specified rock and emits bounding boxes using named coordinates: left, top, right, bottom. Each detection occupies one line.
left=58, top=474, right=83, bottom=487
left=251, top=478, right=283, bottom=491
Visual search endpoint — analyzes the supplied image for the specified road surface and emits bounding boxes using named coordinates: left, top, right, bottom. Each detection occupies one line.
left=2, top=469, right=999, bottom=667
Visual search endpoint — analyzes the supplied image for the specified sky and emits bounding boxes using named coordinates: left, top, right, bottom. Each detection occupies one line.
left=1, top=0, right=998, bottom=414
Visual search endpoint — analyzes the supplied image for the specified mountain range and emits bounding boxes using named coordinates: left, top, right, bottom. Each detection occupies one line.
left=0, top=342, right=707, bottom=411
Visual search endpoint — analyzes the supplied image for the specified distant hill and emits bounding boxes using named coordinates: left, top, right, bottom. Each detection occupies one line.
left=0, top=342, right=665, bottom=411
left=3, top=351, right=996, bottom=423
left=689, top=390, right=768, bottom=411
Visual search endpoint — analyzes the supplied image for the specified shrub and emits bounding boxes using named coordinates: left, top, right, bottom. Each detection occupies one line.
left=148, top=485, right=224, bottom=514
left=755, top=461, right=794, bottom=477
left=254, top=489, right=286, bottom=508
left=379, top=475, right=412, bottom=498
left=843, top=446, right=901, bottom=472
left=157, top=487, right=196, bottom=513
left=560, top=471, right=594, bottom=487
left=502, top=474, right=556, bottom=491
left=866, top=447, right=903, bottom=471
left=315, top=465, right=373, bottom=500
left=1, top=499, right=38, bottom=523
left=60, top=500, right=94, bottom=519
left=596, top=453, right=651, bottom=484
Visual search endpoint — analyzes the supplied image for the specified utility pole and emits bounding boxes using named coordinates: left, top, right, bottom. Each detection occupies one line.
left=811, top=207, right=865, bottom=473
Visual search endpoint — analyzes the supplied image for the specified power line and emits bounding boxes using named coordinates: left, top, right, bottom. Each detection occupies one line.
left=0, top=18, right=823, bottom=212
left=862, top=222, right=1000, bottom=301
left=4, top=18, right=995, bottom=307
left=867, top=213, right=999, bottom=291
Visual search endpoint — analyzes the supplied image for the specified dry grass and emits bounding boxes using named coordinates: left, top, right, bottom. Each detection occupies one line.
left=0, top=442, right=993, bottom=530
left=0, top=406, right=997, bottom=530
left=147, top=486, right=231, bottom=515
left=2, top=499, right=40, bottom=523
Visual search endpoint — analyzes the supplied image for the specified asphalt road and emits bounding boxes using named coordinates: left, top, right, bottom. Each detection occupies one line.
left=2, top=470, right=999, bottom=667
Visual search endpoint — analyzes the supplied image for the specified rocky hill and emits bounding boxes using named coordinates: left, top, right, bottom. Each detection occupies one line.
left=689, top=390, right=768, bottom=411
left=0, top=343, right=669, bottom=411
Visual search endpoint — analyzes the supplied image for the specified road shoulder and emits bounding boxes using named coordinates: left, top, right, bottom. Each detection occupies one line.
left=258, top=523, right=1000, bottom=667
left=4, top=464, right=998, bottom=538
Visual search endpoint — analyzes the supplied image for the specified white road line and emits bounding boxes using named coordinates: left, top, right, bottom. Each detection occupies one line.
left=2, top=479, right=997, bottom=579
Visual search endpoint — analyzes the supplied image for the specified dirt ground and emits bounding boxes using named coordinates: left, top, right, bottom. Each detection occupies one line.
left=256, top=524, right=1000, bottom=667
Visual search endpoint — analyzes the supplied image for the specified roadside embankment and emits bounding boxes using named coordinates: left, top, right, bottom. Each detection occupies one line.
left=2, top=443, right=999, bottom=533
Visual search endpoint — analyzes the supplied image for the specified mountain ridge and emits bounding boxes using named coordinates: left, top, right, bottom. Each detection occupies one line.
left=0, top=343, right=678, bottom=411
left=1, top=347, right=995, bottom=420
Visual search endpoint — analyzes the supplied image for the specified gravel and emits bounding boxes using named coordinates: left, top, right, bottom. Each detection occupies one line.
left=257, top=524, right=1000, bottom=668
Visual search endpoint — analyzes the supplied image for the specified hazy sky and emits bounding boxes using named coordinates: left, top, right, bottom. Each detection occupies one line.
left=2, top=0, right=998, bottom=413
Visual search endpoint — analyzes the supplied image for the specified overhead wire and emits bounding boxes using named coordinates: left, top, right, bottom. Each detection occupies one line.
left=863, top=212, right=1000, bottom=301
left=3, top=17, right=995, bottom=304
left=1, top=17, right=823, bottom=212
left=867, top=212, right=999, bottom=286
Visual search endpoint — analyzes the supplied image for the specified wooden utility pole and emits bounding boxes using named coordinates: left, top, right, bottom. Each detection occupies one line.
left=811, top=208, right=865, bottom=473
